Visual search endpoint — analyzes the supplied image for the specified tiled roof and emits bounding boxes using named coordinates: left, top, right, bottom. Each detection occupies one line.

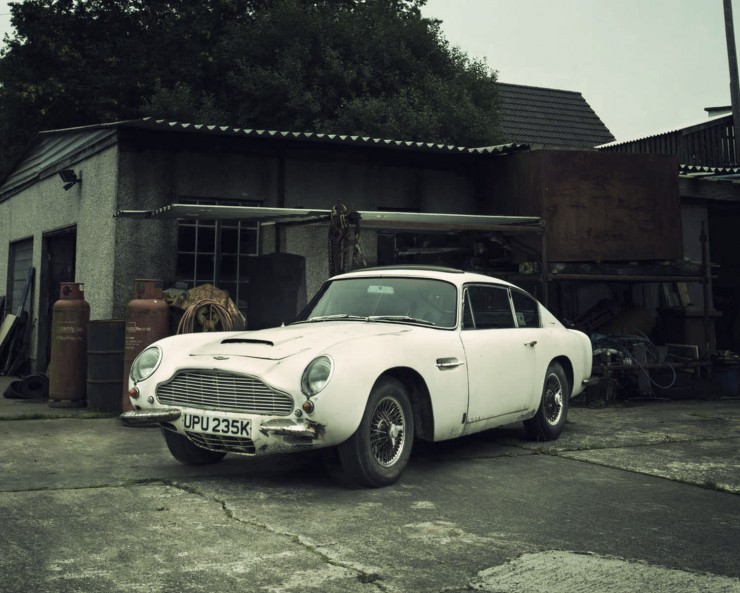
left=496, top=82, right=615, bottom=148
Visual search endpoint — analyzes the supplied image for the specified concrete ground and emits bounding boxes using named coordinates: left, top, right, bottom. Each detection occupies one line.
left=1, top=375, right=739, bottom=592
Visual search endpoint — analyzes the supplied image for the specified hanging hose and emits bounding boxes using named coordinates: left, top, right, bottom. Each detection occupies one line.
left=328, top=202, right=366, bottom=275
left=177, top=299, right=236, bottom=334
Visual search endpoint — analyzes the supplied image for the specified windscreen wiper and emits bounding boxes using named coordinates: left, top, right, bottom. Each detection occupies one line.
left=367, top=315, right=436, bottom=326
left=303, top=314, right=368, bottom=322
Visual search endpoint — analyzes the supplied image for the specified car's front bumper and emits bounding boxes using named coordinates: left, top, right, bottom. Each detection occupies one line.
left=120, top=407, right=324, bottom=453
left=120, top=408, right=182, bottom=427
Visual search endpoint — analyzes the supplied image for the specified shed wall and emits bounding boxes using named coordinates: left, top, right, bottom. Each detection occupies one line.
left=0, top=145, right=119, bottom=371
left=115, top=144, right=477, bottom=301
left=484, top=150, right=683, bottom=262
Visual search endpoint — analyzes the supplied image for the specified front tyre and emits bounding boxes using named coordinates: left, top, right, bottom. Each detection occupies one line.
left=524, top=362, right=569, bottom=441
left=162, top=428, right=227, bottom=465
left=336, top=376, right=414, bottom=487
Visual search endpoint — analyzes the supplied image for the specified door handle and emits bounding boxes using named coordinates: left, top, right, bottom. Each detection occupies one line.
left=436, top=358, right=465, bottom=370
left=525, top=341, right=538, bottom=348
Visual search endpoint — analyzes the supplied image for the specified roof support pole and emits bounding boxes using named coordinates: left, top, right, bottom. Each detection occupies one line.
left=275, top=150, right=286, bottom=252
left=540, top=222, right=548, bottom=307
left=724, top=0, right=740, bottom=164
left=701, top=221, right=711, bottom=359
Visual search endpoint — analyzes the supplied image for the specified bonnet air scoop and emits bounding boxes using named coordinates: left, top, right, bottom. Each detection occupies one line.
left=221, top=338, right=275, bottom=346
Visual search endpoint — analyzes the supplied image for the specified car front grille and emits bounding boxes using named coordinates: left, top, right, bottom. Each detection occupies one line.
left=156, top=370, right=294, bottom=416
left=186, top=431, right=256, bottom=455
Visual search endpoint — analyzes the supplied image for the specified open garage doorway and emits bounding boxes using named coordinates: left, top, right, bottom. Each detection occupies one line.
left=38, top=227, right=76, bottom=372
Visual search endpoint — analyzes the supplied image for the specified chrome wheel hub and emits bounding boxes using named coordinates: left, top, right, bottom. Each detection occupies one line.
left=370, top=396, right=406, bottom=467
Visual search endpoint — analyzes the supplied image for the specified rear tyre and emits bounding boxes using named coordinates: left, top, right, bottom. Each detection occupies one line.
left=162, top=428, right=227, bottom=465
left=336, top=376, right=414, bottom=487
left=524, top=362, right=569, bottom=441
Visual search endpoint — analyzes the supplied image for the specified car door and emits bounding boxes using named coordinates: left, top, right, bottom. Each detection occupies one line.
left=459, top=284, right=538, bottom=424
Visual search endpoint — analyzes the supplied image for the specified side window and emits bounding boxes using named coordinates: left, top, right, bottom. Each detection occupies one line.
left=464, top=285, right=515, bottom=329
left=511, top=290, right=541, bottom=328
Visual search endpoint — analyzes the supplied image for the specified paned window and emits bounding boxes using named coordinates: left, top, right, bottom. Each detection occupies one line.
left=175, top=200, right=259, bottom=314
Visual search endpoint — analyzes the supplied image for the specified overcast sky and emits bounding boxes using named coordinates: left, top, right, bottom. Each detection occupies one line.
left=422, top=0, right=736, bottom=142
left=0, top=0, right=736, bottom=143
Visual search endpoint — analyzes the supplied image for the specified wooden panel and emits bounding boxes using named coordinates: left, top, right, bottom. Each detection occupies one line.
left=484, top=150, right=682, bottom=262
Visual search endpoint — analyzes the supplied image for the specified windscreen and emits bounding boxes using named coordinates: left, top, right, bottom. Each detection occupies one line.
left=296, top=277, right=458, bottom=328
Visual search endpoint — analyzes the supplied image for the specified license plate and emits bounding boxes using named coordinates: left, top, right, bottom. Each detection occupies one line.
left=182, top=412, right=251, bottom=438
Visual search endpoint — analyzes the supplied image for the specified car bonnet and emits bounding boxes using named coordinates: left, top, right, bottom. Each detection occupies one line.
left=187, top=322, right=413, bottom=361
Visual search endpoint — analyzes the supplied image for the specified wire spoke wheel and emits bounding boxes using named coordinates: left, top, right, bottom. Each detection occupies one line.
left=543, top=373, right=564, bottom=426
left=369, top=396, right=407, bottom=467
left=524, top=362, right=569, bottom=442
left=335, top=376, right=414, bottom=487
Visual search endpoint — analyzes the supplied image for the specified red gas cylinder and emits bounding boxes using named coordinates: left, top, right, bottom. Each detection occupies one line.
left=122, top=279, right=169, bottom=412
left=48, top=283, right=90, bottom=408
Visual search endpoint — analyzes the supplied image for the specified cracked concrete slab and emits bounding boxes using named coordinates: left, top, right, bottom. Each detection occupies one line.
left=1, top=389, right=739, bottom=592
left=560, top=438, right=740, bottom=493
left=468, top=551, right=740, bottom=593
left=0, top=484, right=373, bottom=593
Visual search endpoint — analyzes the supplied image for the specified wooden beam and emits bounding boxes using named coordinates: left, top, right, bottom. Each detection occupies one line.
left=680, top=178, right=740, bottom=201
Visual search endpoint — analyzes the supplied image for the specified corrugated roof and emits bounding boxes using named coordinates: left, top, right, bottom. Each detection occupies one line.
left=598, top=113, right=731, bottom=149
left=0, top=128, right=117, bottom=199
left=679, top=163, right=740, bottom=182
left=0, top=118, right=530, bottom=200
left=495, top=82, right=615, bottom=148
left=44, top=117, right=529, bottom=155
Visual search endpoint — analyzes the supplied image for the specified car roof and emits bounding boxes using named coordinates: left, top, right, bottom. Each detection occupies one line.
left=330, top=265, right=518, bottom=289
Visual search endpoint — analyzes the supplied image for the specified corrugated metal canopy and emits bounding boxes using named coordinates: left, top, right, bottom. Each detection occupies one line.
left=115, top=204, right=544, bottom=233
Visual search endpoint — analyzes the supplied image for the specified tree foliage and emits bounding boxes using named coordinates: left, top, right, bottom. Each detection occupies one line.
left=0, top=0, right=502, bottom=177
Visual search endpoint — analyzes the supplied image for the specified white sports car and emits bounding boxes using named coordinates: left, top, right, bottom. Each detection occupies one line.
left=121, top=266, right=594, bottom=487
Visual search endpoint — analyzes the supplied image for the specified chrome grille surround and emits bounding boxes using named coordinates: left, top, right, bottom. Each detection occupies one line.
left=156, top=370, right=294, bottom=416
left=186, top=432, right=256, bottom=455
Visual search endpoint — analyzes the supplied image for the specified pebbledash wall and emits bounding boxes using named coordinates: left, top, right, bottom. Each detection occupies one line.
left=0, top=122, right=481, bottom=372
left=0, top=145, right=119, bottom=368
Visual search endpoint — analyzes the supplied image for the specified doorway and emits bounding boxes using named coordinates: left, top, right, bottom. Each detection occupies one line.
left=38, top=228, right=77, bottom=372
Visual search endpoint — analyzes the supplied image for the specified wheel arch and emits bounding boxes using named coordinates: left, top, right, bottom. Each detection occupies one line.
left=377, top=367, right=435, bottom=442
left=551, top=355, right=574, bottom=394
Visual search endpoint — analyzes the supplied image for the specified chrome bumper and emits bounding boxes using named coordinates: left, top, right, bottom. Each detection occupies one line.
left=120, top=409, right=320, bottom=440
left=259, top=418, right=320, bottom=439
left=120, top=408, right=182, bottom=427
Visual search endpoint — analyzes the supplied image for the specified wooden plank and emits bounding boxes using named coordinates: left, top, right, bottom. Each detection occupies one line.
left=0, top=314, right=17, bottom=349
left=676, top=282, right=692, bottom=306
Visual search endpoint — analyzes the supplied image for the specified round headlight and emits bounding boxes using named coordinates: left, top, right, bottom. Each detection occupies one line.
left=301, top=356, right=333, bottom=396
left=130, top=346, right=162, bottom=382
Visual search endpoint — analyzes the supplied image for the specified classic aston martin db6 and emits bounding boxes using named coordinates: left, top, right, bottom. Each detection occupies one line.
left=121, top=266, right=593, bottom=487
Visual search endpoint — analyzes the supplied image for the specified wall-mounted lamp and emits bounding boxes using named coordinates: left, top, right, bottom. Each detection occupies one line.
left=58, top=169, right=82, bottom=191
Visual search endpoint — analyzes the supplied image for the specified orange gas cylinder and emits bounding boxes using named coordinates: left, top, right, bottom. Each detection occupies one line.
left=48, top=283, right=90, bottom=408
left=122, top=279, right=169, bottom=412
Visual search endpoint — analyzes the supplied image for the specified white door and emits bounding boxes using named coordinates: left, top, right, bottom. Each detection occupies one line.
left=460, top=284, right=538, bottom=424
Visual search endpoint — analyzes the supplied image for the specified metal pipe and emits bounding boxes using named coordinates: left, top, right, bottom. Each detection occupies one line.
left=701, top=220, right=711, bottom=359
left=724, top=0, right=740, bottom=164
